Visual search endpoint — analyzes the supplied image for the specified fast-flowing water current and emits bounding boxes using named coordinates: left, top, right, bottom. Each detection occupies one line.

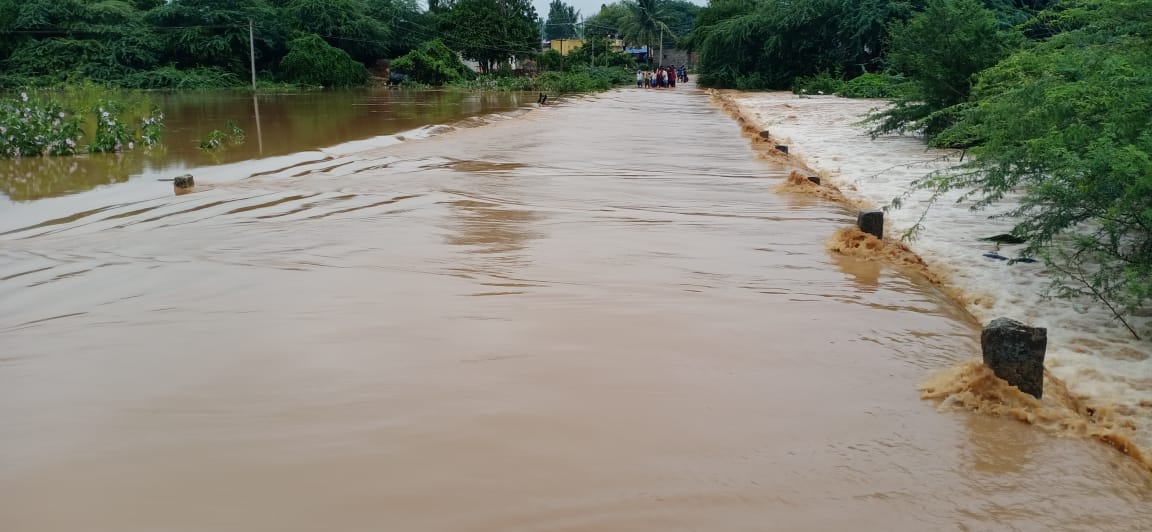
left=2, top=85, right=1151, bottom=531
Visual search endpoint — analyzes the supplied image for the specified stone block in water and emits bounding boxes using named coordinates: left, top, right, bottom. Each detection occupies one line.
left=775, top=145, right=789, bottom=154
left=758, top=130, right=771, bottom=139
left=856, top=210, right=883, bottom=239
left=981, top=317, right=1047, bottom=399
left=173, top=174, right=195, bottom=189
left=806, top=176, right=821, bottom=185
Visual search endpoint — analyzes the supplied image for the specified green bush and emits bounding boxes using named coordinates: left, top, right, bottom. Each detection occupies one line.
left=0, top=92, right=84, bottom=157
left=537, top=49, right=566, bottom=72
left=0, top=89, right=166, bottom=158
left=792, top=71, right=844, bottom=96
left=836, top=73, right=908, bottom=99
left=279, top=34, right=369, bottom=88
left=893, top=0, right=1152, bottom=331
left=390, top=39, right=476, bottom=86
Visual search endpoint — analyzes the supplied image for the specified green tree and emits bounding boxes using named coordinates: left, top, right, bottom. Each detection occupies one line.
left=146, top=0, right=288, bottom=75
left=389, top=38, right=476, bottom=84
left=545, top=0, right=580, bottom=39
left=0, top=0, right=162, bottom=85
left=585, top=2, right=631, bottom=37
left=871, top=0, right=1021, bottom=137
left=694, top=0, right=913, bottom=89
left=898, top=0, right=1152, bottom=333
left=283, top=0, right=389, bottom=65
left=365, top=0, right=428, bottom=56
left=618, top=0, right=675, bottom=65
left=442, top=0, right=540, bottom=72
left=661, top=0, right=700, bottom=39
left=279, top=33, right=369, bottom=86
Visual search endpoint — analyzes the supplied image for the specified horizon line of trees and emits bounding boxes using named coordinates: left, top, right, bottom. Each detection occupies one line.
left=0, top=0, right=700, bottom=89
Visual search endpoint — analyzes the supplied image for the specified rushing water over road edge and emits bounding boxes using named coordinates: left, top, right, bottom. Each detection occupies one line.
left=713, top=89, right=1152, bottom=471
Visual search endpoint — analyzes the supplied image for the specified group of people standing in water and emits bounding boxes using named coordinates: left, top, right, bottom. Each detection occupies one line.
left=636, top=66, right=688, bottom=89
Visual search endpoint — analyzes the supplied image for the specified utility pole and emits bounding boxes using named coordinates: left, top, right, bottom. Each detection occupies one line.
left=248, top=19, right=257, bottom=92
left=659, top=26, right=663, bottom=67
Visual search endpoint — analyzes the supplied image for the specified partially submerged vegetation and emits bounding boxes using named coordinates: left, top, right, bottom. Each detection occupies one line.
left=690, top=0, right=1152, bottom=329
left=0, top=84, right=165, bottom=158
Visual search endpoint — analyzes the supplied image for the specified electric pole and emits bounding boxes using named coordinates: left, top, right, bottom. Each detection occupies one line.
left=659, top=26, right=663, bottom=67
left=248, top=19, right=257, bottom=92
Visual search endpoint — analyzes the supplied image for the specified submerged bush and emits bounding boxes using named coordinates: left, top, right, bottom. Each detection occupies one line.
left=0, top=92, right=84, bottom=157
left=0, top=88, right=166, bottom=158
left=279, top=34, right=369, bottom=88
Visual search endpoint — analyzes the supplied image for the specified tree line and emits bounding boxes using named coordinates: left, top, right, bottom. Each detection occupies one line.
left=689, top=0, right=1151, bottom=333
left=0, top=0, right=701, bottom=89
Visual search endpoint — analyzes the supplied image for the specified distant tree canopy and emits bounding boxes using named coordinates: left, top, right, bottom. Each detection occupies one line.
left=0, top=0, right=458, bottom=87
left=545, top=0, right=580, bottom=40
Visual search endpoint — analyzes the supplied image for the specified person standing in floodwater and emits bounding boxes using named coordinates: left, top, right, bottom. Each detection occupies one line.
left=636, top=70, right=643, bottom=88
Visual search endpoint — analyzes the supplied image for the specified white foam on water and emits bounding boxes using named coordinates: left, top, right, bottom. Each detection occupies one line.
left=730, top=92, right=1152, bottom=449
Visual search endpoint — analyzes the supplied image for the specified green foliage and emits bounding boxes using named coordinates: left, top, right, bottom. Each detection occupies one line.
left=896, top=0, right=1152, bottom=330
left=585, top=3, right=631, bottom=37
left=0, top=87, right=166, bottom=158
left=198, top=120, right=245, bottom=150
left=545, top=0, right=580, bottom=40
left=617, top=0, right=676, bottom=64
left=871, top=0, right=1021, bottom=137
left=836, top=73, right=909, bottom=98
left=0, top=0, right=162, bottom=85
left=0, top=92, right=83, bottom=157
left=537, top=49, right=567, bottom=72
left=364, top=0, right=429, bottom=57
left=88, top=100, right=135, bottom=153
left=389, top=39, right=476, bottom=85
left=694, top=0, right=917, bottom=90
left=284, top=0, right=389, bottom=64
left=119, top=67, right=242, bottom=89
left=146, top=0, right=288, bottom=76
left=792, top=69, right=844, bottom=96
left=280, top=34, right=369, bottom=87
left=442, top=0, right=540, bottom=73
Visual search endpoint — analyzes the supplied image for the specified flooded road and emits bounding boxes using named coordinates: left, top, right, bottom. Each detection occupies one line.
left=2, top=86, right=1152, bottom=531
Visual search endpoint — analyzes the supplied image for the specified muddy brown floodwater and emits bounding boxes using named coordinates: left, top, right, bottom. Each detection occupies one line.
left=2, top=85, right=1152, bottom=531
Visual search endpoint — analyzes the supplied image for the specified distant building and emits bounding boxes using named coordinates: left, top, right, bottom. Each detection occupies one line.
left=543, top=38, right=583, bottom=56
left=542, top=38, right=627, bottom=56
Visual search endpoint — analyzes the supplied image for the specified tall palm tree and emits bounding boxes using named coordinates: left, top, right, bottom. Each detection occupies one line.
left=619, top=0, right=675, bottom=66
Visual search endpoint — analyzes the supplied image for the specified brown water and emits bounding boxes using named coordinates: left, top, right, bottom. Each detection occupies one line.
left=2, top=85, right=1152, bottom=531
left=0, top=89, right=530, bottom=203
